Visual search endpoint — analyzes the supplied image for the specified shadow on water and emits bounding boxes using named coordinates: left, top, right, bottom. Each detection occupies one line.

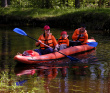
left=0, top=30, right=13, bottom=88
left=1, top=30, right=12, bottom=66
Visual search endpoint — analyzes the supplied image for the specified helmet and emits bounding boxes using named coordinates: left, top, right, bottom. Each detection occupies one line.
left=61, top=31, right=67, bottom=35
left=44, top=25, right=50, bottom=30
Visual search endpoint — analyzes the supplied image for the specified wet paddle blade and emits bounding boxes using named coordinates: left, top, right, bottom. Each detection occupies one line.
left=13, top=28, right=27, bottom=36
left=16, top=80, right=27, bottom=86
left=67, top=55, right=80, bottom=61
left=87, top=42, right=98, bottom=47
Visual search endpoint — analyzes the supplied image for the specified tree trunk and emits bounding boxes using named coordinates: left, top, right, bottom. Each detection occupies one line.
left=108, top=0, right=110, bottom=6
left=62, top=0, right=65, bottom=5
left=98, top=0, right=101, bottom=7
left=66, top=0, right=69, bottom=7
left=75, top=0, right=80, bottom=8
left=41, top=0, right=45, bottom=8
left=1, top=0, right=8, bottom=7
left=45, top=0, right=50, bottom=8
left=98, top=0, right=105, bottom=7
left=45, top=0, right=53, bottom=8
left=60, top=0, right=62, bottom=7
left=7, top=0, right=10, bottom=5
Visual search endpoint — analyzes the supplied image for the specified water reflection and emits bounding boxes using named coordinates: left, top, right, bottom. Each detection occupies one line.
left=14, top=63, right=69, bottom=92
left=1, top=30, right=12, bottom=70
left=13, top=49, right=110, bottom=93
left=1, top=31, right=7, bottom=70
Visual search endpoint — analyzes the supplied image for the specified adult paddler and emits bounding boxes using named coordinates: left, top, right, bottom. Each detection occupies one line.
left=34, top=25, right=59, bottom=55
left=72, top=24, right=88, bottom=45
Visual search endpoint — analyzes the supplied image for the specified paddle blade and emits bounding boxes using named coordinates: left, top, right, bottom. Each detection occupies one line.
left=16, top=80, right=27, bottom=86
left=87, top=42, right=98, bottom=47
left=67, top=55, right=80, bottom=61
left=13, top=28, right=27, bottom=36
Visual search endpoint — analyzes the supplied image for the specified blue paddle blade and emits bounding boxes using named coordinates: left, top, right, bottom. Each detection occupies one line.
left=13, top=28, right=27, bottom=36
left=67, top=55, right=80, bottom=61
left=87, top=42, right=98, bottom=47
left=16, top=80, right=27, bottom=86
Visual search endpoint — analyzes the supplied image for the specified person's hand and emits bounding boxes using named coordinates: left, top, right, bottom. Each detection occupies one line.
left=80, top=34, right=84, bottom=37
left=54, top=47, right=59, bottom=51
left=35, top=41, right=40, bottom=47
left=76, top=40, right=80, bottom=42
left=77, top=35, right=81, bottom=37
left=38, top=40, right=42, bottom=43
left=54, top=44, right=59, bottom=51
left=78, top=34, right=84, bottom=37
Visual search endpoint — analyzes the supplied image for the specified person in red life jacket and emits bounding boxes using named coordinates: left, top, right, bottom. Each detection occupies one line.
left=58, top=31, right=69, bottom=50
left=34, top=25, right=59, bottom=55
left=72, top=24, right=88, bottom=45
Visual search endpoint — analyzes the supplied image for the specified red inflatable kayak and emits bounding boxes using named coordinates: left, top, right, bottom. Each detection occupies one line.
left=14, top=39, right=97, bottom=64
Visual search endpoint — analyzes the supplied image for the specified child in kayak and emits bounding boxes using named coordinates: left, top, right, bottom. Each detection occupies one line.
left=34, top=25, right=59, bottom=55
left=58, top=31, right=69, bottom=50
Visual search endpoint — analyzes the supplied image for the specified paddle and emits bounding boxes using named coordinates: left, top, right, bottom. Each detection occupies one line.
left=13, top=28, right=79, bottom=61
left=76, top=34, right=98, bottom=47
left=86, top=42, right=98, bottom=47
left=16, top=80, right=27, bottom=86
left=69, top=40, right=98, bottom=47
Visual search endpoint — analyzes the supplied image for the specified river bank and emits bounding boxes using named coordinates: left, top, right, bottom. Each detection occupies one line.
left=0, top=8, right=110, bottom=32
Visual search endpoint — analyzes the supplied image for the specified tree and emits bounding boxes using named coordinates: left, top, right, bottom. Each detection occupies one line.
left=41, top=0, right=45, bottom=8
left=98, top=0, right=105, bottom=7
left=75, top=0, right=80, bottom=8
left=45, top=0, right=53, bottom=8
left=108, top=0, right=110, bottom=6
left=66, top=0, right=69, bottom=7
left=1, top=0, right=10, bottom=7
left=1, top=0, right=8, bottom=7
left=7, top=0, right=10, bottom=5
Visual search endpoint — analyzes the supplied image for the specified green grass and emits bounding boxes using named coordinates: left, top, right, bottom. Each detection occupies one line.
left=0, top=7, right=110, bottom=32
left=0, top=7, right=110, bottom=18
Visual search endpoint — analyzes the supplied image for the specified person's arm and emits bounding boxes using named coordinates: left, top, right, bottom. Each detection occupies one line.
left=52, top=35, right=59, bottom=51
left=72, top=29, right=79, bottom=41
left=82, top=33, right=88, bottom=44
left=52, top=35, right=58, bottom=46
left=58, top=38, right=60, bottom=45
left=66, top=38, right=69, bottom=46
left=35, top=36, right=41, bottom=47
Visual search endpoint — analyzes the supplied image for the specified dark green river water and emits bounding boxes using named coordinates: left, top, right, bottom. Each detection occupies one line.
left=0, top=26, right=110, bottom=93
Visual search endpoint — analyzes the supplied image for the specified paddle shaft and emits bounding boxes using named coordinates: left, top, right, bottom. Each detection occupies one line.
left=27, top=35, right=53, bottom=49
left=27, top=35, right=38, bottom=42
left=28, top=35, right=70, bottom=57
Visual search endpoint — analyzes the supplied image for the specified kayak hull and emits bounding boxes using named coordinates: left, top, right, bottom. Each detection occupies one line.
left=14, top=39, right=96, bottom=64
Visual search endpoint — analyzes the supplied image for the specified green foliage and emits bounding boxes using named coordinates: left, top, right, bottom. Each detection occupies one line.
left=0, top=0, right=110, bottom=8
left=0, top=7, right=110, bottom=33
